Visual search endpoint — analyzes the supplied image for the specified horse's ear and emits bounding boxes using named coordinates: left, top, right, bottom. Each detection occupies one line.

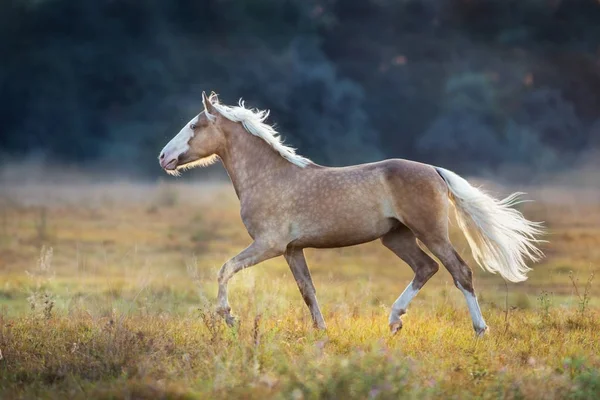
left=202, top=91, right=216, bottom=117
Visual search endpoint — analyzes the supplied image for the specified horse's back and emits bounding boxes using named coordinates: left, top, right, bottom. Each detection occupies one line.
left=315, top=158, right=446, bottom=196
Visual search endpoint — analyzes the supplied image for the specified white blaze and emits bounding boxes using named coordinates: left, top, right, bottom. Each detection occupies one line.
left=160, top=115, right=198, bottom=162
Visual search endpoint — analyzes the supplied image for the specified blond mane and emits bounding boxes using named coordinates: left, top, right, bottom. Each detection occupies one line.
left=205, top=95, right=312, bottom=168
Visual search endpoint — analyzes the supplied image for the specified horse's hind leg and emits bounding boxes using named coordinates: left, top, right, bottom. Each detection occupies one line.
left=381, top=225, right=439, bottom=334
left=419, top=235, right=488, bottom=336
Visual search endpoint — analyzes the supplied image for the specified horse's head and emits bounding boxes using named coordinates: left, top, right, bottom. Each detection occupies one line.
left=159, top=92, right=224, bottom=175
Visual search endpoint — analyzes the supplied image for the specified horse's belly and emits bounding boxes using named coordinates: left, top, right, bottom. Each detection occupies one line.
left=292, top=216, right=399, bottom=248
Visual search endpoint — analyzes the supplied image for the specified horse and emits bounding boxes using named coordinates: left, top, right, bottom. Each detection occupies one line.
left=159, top=92, right=544, bottom=336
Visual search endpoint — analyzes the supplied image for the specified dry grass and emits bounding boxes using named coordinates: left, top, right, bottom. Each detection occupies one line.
left=0, top=180, right=598, bottom=399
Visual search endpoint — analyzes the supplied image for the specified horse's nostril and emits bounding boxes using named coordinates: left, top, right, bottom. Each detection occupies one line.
left=160, top=153, right=165, bottom=159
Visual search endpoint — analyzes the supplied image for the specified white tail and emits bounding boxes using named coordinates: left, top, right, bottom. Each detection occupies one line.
left=436, top=167, right=544, bottom=282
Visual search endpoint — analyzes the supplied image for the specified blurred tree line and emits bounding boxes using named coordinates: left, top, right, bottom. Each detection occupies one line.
left=1, top=0, right=599, bottom=176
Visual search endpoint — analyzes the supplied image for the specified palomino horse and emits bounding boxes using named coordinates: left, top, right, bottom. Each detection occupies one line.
left=159, top=92, right=543, bottom=335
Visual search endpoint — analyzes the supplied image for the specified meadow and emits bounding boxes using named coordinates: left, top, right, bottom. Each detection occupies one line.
left=0, top=178, right=598, bottom=399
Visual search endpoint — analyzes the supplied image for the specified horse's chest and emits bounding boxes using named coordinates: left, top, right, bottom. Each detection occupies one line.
left=240, top=203, right=286, bottom=238
left=240, top=206, right=258, bottom=237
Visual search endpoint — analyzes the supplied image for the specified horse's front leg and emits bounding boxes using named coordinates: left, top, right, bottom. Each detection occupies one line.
left=216, top=241, right=283, bottom=326
left=284, top=247, right=326, bottom=330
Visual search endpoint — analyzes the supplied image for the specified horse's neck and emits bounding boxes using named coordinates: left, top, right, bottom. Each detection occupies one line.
left=218, top=123, right=295, bottom=200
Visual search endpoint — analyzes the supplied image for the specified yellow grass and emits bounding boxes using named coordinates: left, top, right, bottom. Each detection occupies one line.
left=0, top=181, right=598, bottom=399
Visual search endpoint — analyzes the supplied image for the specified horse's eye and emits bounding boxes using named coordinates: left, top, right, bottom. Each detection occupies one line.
left=190, top=123, right=197, bottom=130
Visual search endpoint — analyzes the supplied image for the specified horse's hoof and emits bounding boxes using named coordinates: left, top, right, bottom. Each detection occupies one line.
left=475, top=325, right=489, bottom=337
left=389, top=321, right=403, bottom=335
left=225, top=314, right=237, bottom=327
left=216, top=306, right=231, bottom=316
left=216, top=306, right=237, bottom=327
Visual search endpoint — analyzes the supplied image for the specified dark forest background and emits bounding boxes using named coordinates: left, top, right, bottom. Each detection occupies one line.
left=1, top=0, right=599, bottom=178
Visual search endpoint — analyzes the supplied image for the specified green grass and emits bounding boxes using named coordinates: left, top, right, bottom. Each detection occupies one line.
left=0, top=182, right=598, bottom=399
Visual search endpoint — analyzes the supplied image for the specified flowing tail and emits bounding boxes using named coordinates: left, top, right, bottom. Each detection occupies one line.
left=435, top=167, right=545, bottom=282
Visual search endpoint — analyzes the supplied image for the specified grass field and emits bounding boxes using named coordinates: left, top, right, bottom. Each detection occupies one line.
left=0, top=179, right=598, bottom=399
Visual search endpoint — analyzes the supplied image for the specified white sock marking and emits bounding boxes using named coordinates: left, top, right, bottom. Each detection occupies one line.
left=456, top=282, right=487, bottom=331
left=389, top=280, right=419, bottom=323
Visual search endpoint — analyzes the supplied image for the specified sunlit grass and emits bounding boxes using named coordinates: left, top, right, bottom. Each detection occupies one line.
left=0, top=182, right=598, bottom=398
